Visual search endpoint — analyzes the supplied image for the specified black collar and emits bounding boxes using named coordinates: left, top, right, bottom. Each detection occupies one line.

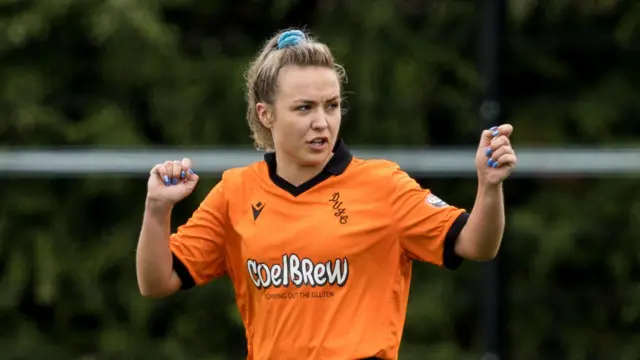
left=264, top=139, right=353, bottom=197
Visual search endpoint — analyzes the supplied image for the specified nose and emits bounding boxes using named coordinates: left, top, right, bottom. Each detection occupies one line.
left=310, top=110, right=329, bottom=131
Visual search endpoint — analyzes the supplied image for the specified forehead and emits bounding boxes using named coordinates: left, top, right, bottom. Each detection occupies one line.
left=276, top=65, right=340, bottom=101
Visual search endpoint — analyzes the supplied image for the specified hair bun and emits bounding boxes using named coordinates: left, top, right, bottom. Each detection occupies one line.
left=276, top=30, right=306, bottom=49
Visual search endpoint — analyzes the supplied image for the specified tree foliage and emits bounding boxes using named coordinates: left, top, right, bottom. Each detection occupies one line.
left=0, top=0, right=638, bottom=359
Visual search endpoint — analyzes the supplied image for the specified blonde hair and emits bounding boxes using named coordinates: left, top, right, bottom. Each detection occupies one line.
left=244, top=29, right=346, bottom=151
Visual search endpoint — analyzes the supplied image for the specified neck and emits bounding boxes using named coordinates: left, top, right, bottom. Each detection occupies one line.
left=275, top=152, right=333, bottom=186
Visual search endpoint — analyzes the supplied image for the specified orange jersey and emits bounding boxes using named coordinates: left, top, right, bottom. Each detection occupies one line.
left=170, top=140, right=469, bottom=360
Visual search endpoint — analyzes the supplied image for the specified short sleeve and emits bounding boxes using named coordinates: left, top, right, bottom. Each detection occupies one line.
left=389, top=165, right=470, bottom=270
left=170, top=180, right=228, bottom=289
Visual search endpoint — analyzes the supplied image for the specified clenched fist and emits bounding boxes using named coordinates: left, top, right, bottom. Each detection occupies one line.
left=147, top=158, right=199, bottom=208
left=476, top=124, right=517, bottom=185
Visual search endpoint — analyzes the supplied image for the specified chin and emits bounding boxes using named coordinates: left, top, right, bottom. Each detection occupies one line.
left=299, top=148, right=332, bottom=167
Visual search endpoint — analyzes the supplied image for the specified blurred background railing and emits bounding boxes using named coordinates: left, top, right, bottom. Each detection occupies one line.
left=1, top=1, right=639, bottom=360
left=5, top=147, right=640, bottom=176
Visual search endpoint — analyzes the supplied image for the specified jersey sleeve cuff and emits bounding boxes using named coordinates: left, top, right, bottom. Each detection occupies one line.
left=443, top=211, right=470, bottom=270
left=172, top=252, right=196, bottom=289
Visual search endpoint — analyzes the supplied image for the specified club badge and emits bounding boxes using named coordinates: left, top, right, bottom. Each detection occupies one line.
left=425, top=193, right=448, bottom=208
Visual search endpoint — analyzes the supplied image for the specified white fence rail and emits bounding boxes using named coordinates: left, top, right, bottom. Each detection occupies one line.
left=2, top=148, right=639, bottom=177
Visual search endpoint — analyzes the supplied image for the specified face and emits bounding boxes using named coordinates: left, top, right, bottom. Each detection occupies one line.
left=257, top=65, right=342, bottom=168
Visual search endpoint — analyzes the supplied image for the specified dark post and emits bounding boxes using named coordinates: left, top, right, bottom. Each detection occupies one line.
left=478, top=0, right=507, bottom=359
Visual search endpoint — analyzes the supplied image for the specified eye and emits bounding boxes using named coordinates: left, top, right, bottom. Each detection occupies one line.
left=326, top=102, right=340, bottom=111
left=296, top=105, right=311, bottom=112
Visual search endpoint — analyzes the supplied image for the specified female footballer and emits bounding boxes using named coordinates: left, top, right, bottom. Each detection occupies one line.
left=136, top=29, right=517, bottom=360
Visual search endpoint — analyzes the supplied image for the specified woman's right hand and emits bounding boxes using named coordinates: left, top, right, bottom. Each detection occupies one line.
left=147, top=158, right=199, bottom=208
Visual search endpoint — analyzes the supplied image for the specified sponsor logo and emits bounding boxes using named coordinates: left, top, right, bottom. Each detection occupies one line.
left=246, top=254, right=349, bottom=290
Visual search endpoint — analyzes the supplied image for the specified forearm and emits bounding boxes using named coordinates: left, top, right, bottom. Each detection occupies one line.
left=136, top=200, right=176, bottom=297
left=455, top=183, right=505, bottom=261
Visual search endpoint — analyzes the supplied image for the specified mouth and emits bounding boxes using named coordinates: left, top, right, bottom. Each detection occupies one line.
left=306, top=137, right=329, bottom=150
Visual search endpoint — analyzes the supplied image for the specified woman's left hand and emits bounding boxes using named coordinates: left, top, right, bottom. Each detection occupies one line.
left=476, top=124, right=517, bottom=186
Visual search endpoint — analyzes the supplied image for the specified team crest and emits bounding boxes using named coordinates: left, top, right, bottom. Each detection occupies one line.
left=425, top=193, right=448, bottom=208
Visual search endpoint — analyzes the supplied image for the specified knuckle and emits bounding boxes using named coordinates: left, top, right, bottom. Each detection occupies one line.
left=494, top=138, right=508, bottom=148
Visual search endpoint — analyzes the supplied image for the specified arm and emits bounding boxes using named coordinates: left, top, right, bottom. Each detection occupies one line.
left=455, top=123, right=517, bottom=261
left=455, top=183, right=504, bottom=261
left=136, top=180, right=228, bottom=298
left=389, top=164, right=469, bottom=270
left=391, top=125, right=516, bottom=266
left=136, top=201, right=183, bottom=298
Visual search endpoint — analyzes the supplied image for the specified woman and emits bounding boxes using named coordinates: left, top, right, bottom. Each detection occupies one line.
left=136, top=29, right=517, bottom=360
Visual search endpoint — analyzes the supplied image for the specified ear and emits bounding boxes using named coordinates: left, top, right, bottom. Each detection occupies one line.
left=256, top=102, right=273, bottom=129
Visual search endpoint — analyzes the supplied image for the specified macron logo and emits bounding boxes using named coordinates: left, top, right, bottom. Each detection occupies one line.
left=252, top=202, right=265, bottom=221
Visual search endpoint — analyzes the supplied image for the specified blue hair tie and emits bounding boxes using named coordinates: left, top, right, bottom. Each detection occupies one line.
left=277, top=30, right=306, bottom=49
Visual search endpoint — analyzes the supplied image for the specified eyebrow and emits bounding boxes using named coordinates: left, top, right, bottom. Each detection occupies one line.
left=293, top=96, right=341, bottom=104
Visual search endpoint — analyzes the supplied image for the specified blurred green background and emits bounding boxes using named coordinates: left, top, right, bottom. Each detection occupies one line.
left=1, top=0, right=639, bottom=359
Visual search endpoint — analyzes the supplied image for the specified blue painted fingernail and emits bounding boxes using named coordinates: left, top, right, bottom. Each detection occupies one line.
left=485, top=147, right=492, bottom=156
left=487, top=159, right=494, bottom=167
left=489, top=126, right=498, bottom=131
left=492, top=161, right=499, bottom=168
left=172, top=178, right=178, bottom=185
left=163, top=175, right=170, bottom=185
left=491, top=130, right=500, bottom=137
left=180, top=170, right=186, bottom=179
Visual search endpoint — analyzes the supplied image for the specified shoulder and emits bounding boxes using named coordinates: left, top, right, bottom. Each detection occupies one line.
left=340, top=157, right=405, bottom=196
left=221, top=162, right=262, bottom=181
left=347, top=157, right=420, bottom=193
left=348, top=157, right=402, bottom=180
left=217, top=160, right=268, bottom=194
